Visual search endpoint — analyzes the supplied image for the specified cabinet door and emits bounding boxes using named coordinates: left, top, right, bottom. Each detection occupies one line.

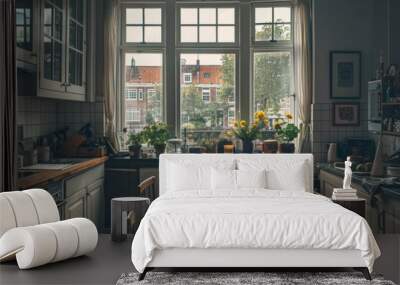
left=66, top=0, right=86, bottom=95
left=16, top=0, right=39, bottom=63
left=86, top=178, right=104, bottom=230
left=40, top=0, right=66, bottom=92
left=64, top=189, right=85, bottom=219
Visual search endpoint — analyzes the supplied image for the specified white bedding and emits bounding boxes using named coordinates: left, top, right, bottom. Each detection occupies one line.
left=131, top=190, right=380, bottom=273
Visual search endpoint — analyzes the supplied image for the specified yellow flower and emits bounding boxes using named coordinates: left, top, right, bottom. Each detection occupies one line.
left=285, top=112, right=293, bottom=120
left=254, top=118, right=260, bottom=125
left=225, top=130, right=234, bottom=137
left=233, top=121, right=238, bottom=127
left=255, top=111, right=265, bottom=120
left=273, top=119, right=283, bottom=129
left=263, top=118, right=269, bottom=127
left=240, top=120, right=247, bottom=127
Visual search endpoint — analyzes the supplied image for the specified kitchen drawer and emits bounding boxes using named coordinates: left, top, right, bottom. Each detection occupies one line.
left=65, top=164, right=104, bottom=198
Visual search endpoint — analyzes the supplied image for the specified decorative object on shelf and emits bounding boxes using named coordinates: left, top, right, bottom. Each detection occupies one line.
left=343, top=156, right=353, bottom=189
left=142, top=122, right=171, bottom=157
left=274, top=113, right=299, bottom=153
left=327, top=143, right=337, bottom=164
left=223, top=144, right=234, bottom=153
left=332, top=188, right=358, bottom=201
left=371, top=136, right=385, bottom=177
left=165, top=138, right=183, bottom=154
left=127, top=132, right=144, bottom=159
left=330, top=51, right=361, bottom=99
left=263, top=140, right=278, bottom=153
left=332, top=102, right=360, bottom=126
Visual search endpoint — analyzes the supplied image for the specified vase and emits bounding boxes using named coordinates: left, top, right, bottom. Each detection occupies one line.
left=279, top=142, right=295, bottom=153
left=242, top=139, right=254, bottom=153
left=129, top=145, right=141, bottom=159
left=263, top=140, right=278, bottom=153
left=327, top=143, right=337, bottom=164
left=154, top=143, right=166, bottom=157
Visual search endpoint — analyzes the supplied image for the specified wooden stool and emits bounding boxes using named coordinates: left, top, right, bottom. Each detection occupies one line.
left=111, top=197, right=150, bottom=242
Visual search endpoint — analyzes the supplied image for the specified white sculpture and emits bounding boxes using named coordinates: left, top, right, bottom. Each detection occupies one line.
left=343, top=156, right=353, bottom=189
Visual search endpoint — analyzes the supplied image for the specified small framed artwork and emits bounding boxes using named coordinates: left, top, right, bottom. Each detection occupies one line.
left=332, top=103, right=360, bottom=126
left=330, top=51, right=361, bottom=99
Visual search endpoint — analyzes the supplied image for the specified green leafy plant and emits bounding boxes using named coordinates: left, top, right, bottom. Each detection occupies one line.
left=127, top=132, right=144, bottom=147
left=142, top=122, right=171, bottom=148
left=274, top=113, right=299, bottom=143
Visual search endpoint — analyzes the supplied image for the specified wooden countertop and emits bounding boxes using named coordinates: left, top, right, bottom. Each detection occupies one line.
left=18, top=156, right=108, bottom=189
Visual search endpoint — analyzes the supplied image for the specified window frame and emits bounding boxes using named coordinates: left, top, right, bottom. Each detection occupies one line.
left=176, top=49, right=240, bottom=136
left=119, top=2, right=166, bottom=132
left=117, top=1, right=297, bottom=136
left=176, top=3, right=240, bottom=48
left=250, top=2, right=296, bottom=120
left=121, top=3, right=166, bottom=47
left=126, top=88, right=137, bottom=100
left=183, top=72, right=192, bottom=84
left=251, top=3, right=294, bottom=48
left=202, top=87, right=211, bottom=103
left=126, top=108, right=141, bottom=122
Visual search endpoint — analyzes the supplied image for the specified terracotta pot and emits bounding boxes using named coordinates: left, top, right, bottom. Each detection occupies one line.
left=129, top=145, right=141, bottom=159
left=279, top=142, right=295, bottom=153
left=263, top=140, right=278, bottom=153
left=242, top=139, right=254, bottom=153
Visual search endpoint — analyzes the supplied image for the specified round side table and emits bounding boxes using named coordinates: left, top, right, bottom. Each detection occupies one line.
left=111, top=197, right=150, bottom=242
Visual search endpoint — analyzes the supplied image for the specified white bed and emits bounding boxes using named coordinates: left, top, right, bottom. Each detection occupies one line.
left=131, top=154, right=380, bottom=280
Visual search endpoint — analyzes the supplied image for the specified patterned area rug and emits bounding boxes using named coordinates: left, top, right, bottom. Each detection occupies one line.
left=116, top=271, right=396, bottom=285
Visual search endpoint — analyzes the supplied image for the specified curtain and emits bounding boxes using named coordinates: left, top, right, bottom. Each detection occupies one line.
left=294, top=0, right=312, bottom=153
left=0, top=0, right=17, bottom=192
left=104, top=0, right=120, bottom=150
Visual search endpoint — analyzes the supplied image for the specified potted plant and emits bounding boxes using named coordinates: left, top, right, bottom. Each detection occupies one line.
left=274, top=113, right=299, bottom=153
left=142, top=122, right=171, bottom=157
left=231, top=119, right=259, bottom=153
left=127, top=132, right=143, bottom=159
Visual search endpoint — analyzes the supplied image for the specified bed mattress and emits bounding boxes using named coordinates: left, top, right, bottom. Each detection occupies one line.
left=131, top=190, right=380, bottom=273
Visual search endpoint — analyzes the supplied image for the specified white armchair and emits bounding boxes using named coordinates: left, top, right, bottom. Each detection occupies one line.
left=0, top=189, right=98, bottom=269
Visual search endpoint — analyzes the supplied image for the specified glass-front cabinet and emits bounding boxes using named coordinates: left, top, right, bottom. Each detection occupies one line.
left=39, top=0, right=87, bottom=100
left=16, top=0, right=38, bottom=64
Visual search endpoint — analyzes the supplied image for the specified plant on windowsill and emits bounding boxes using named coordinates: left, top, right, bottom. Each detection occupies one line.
left=274, top=113, right=299, bottom=153
left=142, top=122, right=171, bottom=157
left=127, top=131, right=144, bottom=159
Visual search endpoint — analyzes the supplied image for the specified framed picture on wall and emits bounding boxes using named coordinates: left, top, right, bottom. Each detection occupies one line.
left=332, top=102, right=360, bottom=126
left=330, top=51, right=361, bottom=99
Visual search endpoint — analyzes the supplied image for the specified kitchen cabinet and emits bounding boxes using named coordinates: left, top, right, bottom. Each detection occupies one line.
left=65, top=189, right=86, bottom=219
left=64, top=164, right=105, bottom=230
left=86, top=178, right=105, bottom=229
left=39, top=0, right=87, bottom=100
left=319, top=168, right=400, bottom=234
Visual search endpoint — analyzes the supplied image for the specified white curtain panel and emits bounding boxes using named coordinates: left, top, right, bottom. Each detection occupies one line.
left=294, top=0, right=312, bottom=153
left=104, top=0, right=120, bottom=150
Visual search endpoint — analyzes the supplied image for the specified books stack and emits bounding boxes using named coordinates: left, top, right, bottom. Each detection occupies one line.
left=332, top=188, right=358, bottom=200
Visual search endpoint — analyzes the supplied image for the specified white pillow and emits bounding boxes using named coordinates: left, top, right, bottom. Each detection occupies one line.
left=211, top=168, right=236, bottom=190
left=266, top=161, right=307, bottom=191
left=236, top=169, right=267, bottom=189
left=167, top=162, right=210, bottom=191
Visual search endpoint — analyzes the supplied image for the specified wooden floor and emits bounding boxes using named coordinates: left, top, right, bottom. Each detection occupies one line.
left=0, top=234, right=399, bottom=285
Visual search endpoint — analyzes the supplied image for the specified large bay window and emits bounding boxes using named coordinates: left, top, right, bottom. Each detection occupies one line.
left=118, top=2, right=295, bottom=147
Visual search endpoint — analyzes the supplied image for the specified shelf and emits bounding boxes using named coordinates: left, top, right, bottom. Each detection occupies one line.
left=382, top=131, right=400, bottom=136
left=382, top=102, right=400, bottom=106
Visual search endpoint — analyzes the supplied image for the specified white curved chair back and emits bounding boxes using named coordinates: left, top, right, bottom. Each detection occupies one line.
left=0, top=189, right=60, bottom=238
